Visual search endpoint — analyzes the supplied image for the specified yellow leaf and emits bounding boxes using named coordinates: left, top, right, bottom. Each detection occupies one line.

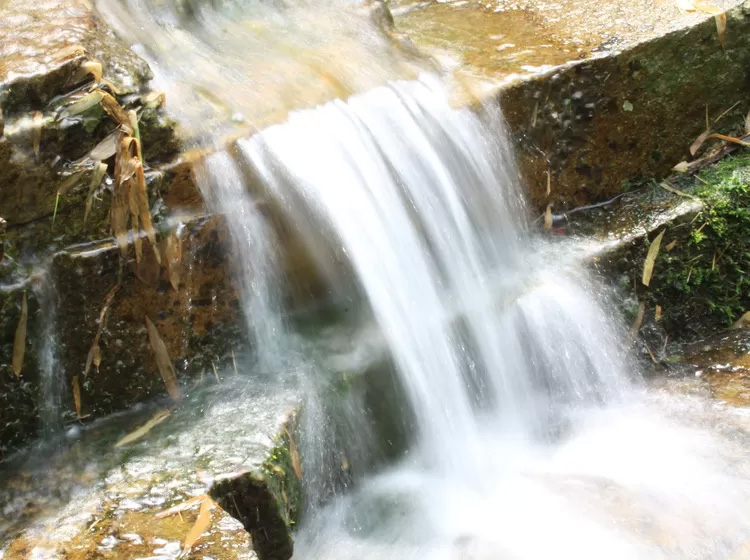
left=715, top=13, right=727, bottom=49
left=155, top=494, right=211, bottom=519
left=666, top=239, right=678, bottom=252
left=184, top=497, right=213, bottom=551
left=63, top=90, right=105, bottom=118
left=629, top=301, right=646, bottom=339
left=114, top=409, right=171, bottom=447
left=655, top=305, right=663, bottom=322
left=673, top=161, right=690, bottom=173
left=642, top=229, right=666, bottom=287
left=544, top=204, right=553, bottom=230
left=72, top=376, right=82, bottom=418
left=84, top=285, right=120, bottom=376
left=145, top=316, right=181, bottom=400
left=99, top=92, right=133, bottom=134
left=707, top=133, right=750, bottom=147
left=733, top=311, right=750, bottom=329
left=32, top=111, right=43, bottom=158
left=12, top=293, right=27, bottom=376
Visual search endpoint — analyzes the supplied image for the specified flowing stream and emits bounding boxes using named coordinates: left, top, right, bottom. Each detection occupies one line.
left=85, top=0, right=750, bottom=557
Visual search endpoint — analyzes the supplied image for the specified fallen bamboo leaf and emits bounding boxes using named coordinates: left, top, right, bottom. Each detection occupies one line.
left=285, top=428, right=303, bottom=480
left=114, top=409, right=171, bottom=447
left=73, top=60, right=103, bottom=85
left=659, top=181, right=700, bottom=200
left=90, top=130, right=120, bottom=161
left=145, top=316, right=181, bottom=400
left=84, top=284, right=120, bottom=376
left=165, top=231, right=182, bottom=291
left=673, top=161, right=690, bottom=173
left=84, top=162, right=108, bottom=226
left=184, top=496, right=213, bottom=551
left=693, top=0, right=723, bottom=14
left=32, top=111, right=43, bottom=158
left=142, top=90, right=166, bottom=109
left=689, top=129, right=710, bottom=156
left=655, top=305, right=663, bottom=322
left=155, top=494, right=211, bottom=519
left=72, top=375, right=82, bottom=418
left=715, top=12, right=727, bottom=49
left=629, top=301, right=646, bottom=339
left=544, top=204, right=553, bottom=230
left=545, top=168, right=551, bottom=197
left=666, top=239, right=678, bottom=252
left=12, top=292, right=28, bottom=376
left=57, top=170, right=86, bottom=196
left=733, top=311, right=750, bottom=329
left=63, top=90, right=105, bottom=118
left=99, top=92, right=133, bottom=134
left=745, top=109, right=750, bottom=135
left=642, top=229, right=666, bottom=287
left=707, top=133, right=750, bottom=147
left=128, top=110, right=142, bottom=160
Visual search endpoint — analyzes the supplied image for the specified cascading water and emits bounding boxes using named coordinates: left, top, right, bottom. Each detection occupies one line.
left=93, top=1, right=750, bottom=557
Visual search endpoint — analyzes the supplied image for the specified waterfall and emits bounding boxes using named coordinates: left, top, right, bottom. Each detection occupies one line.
left=33, top=272, right=64, bottom=437
left=240, top=74, right=634, bottom=475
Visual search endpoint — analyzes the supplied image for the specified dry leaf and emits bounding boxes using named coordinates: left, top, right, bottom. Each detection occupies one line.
left=733, top=311, right=750, bottom=329
left=142, top=90, right=166, bottom=109
left=32, top=111, right=43, bottom=158
left=90, top=130, right=120, bottom=161
left=689, top=129, right=710, bottom=156
left=666, top=239, right=678, bottom=252
left=155, top=494, right=211, bottom=519
left=284, top=426, right=303, bottom=480
left=57, top=170, right=86, bottom=196
left=114, top=409, right=171, bottom=447
left=63, top=90, right=105, bottom=118
left=693, top=0, right=723, bottom=14
left=12, top=292, right=27, bottom=376
left=707, top=133, right=750, bottom=147
left=72, top=376, right=82, bottom=418
left=84, top=285, right=120, bottom=376
left=73, top=60, right=103, bottom=85
left=99, top=92, right=133, bottom=134
left=642, top=229, right=666, bottom=287
left=84, top=162, right=108, bottom=226
left=659, top=181, right=699, bottom=200
left=544, top=204, right=553, bottom=230
left=165, top=231, right=182, bottom=291
left=184, top=497, right=213, bottom=551
left=715, top=13, right=727, bottom=49
left=145, top=316, right=180, bottom=400
left=745, top=109, right=750, bottom=135
left=673, top=161, right=690, bottom=173
left=629, top=301, right=646, bottom=339
left=545, top=168, right=551, bottom=197
left=655, top=305, right=663, bottom=322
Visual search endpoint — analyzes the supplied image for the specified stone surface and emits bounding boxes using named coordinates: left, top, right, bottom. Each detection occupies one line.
left=0, top=376, right=301, bottom=558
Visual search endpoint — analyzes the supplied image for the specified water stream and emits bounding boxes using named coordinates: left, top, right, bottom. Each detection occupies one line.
left=20, top=0, right=750, bottom=557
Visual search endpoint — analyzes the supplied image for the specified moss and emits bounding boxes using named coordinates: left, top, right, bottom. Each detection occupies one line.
left=648, top=152, right=750, bottom=339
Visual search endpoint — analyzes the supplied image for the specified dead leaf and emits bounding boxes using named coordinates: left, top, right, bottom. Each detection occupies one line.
left=745, top=109, right=750, bottom=134
left=84, top=162, right=108, bottom=226
left=84, top=284, right=120, bottom=376
left=733, top=311, right=750, bottom=329
left=690, top=129, right=711, bottom=156
left=715, top=12, right=727, bottom=49
left=99, top=92, right=133, bottom=134
left=666, top=239, right=678, bottom=252
left=114, top=409, right=171, bottom=447
left=145, top=316, right=181, bottom=400
left=72, top=376, right=82, bottom=418
left=32, top=111, right=43, bottom=158
left=63, top=90, right=105, bottom=118
left=629, top=301, right=646, bottom=339
left=545, top=168, right=551, bottom=197
left=673, top=161, right=690, bottom=173
left=693, top=0, right=723, bottom=14
left=73, top=60, right=103, bottom=85
left=642, top=229, right=666, bottom=287
left=655, top=305, right=663, bottom=322
left=184, top=497, right=213, bottom=551
left=707, top=133, right=750, bottom=147
left=544, top=204, right=553, bottom=230
left=90, top=130, right=120, bottom=161
left=165, top=232, right=182, bottom=291
left=155, top=494, right=211, bottom=519
left=659, top=181, right=700, bottom=200
left=57, top=170, right=86, bottom=196
left=12, top=292, right=27, bottom=376
left=142, top=90, right=166, bottom=109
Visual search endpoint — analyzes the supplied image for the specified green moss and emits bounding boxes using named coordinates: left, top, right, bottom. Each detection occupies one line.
left=649, top=152, right=750, bottom=339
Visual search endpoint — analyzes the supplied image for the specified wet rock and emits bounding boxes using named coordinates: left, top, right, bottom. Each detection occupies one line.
left=0, top=377, right=301, bottom=558
left=497, top=1, right=750, bottom=210
left=210, top=410, right=302, bottom=560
